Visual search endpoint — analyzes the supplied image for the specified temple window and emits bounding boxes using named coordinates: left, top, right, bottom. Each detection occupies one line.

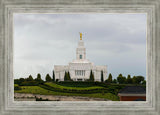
left=80, top=55, right=82, bottom=59
left=75, top=70, right=85, bottom=76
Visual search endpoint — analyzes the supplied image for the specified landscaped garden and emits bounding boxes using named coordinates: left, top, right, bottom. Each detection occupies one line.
left=14, top=83, right=120, bottom=101
left=14, top=72, right=146, bottom=101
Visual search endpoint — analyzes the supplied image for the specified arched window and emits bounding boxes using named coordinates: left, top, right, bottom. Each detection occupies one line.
left=80, top=55, right=82, bottom=59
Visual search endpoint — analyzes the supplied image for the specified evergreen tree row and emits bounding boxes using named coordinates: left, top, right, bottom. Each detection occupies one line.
left=105, top=73, right=146, bottom=85
left=64, top=71, right=71, bottom=81
left=14, top=70, right=146, bottom=85
left=14, top=71, right=56, bottom=86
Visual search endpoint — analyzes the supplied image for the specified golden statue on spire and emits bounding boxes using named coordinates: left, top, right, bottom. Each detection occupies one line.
left=79, top=32, right=82, bottom=40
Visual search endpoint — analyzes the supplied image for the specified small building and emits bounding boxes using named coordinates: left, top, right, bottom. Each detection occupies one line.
left=54, top=33, right=107, bottom=81
left=118, top=86, right=146, bottom=101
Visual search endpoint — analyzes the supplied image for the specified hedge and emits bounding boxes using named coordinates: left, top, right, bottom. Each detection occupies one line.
left=39, top=84, right=108, bottom=94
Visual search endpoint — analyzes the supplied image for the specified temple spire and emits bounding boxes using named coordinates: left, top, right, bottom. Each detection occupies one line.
left=79, top=32, right=82, bottom=40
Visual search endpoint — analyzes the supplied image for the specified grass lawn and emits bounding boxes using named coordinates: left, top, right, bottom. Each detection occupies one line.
left=45, top=82, right=104, bottom=90
left=15, top=86, right=119, bottom=101
left=14, top=84, right=19, bottom=87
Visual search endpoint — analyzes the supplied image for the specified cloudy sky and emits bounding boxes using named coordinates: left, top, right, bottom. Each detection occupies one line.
left=13, top=13, right=146, bottom=80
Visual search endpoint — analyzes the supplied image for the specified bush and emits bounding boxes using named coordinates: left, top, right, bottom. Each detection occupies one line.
left=45, top=74, right=52, bottom=82
left=57, top=81, right=96, bottom=87
left=20, top=81, right=39, bottom=86
left=14, top=86, right=21, bottom=90
left=39, top=83, right=108, bottom=94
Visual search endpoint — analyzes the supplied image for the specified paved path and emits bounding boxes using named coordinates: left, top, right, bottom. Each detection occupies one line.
left=14, top=93, right=111, bottom=101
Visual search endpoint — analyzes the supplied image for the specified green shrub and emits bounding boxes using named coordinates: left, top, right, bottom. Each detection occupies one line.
left=57, top=81, right=96, bottom=87
left=20, top=81, right=39, bottom=86
left=39, top=83, right=108, bottom=94
left=14, top=84, right=21, bottom=90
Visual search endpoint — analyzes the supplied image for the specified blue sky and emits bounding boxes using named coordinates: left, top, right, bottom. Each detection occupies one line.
left=14, top=13, right=147, bottom=80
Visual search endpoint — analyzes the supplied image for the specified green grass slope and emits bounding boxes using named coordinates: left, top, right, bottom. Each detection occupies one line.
left=15, top=85, right=119, bottom=101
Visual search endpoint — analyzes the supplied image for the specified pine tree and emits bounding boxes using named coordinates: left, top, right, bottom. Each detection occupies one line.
left=64, top=71, right=68, bottom=81
left=89, top=70, right=94, bottom=82
left=36, top=73, right=41, bottom=81
left=101, top=70, right=104, bottom=82
left=52, top=70, right=55, bottom=82
left=68, top=71, right=71, bottom=81
left=45, top=74, right=52, bottom=82
left=27, top=75, right=33, bottom=81
left=126, top=74, right=132, bottom=84
left=35, top=73, right=44, bottom=84
left=35, top=73, right=42, bottom=81
left=112, top=79, right=117, bottom=84
left=117, top=74, right=126, bottom=84
left=108, top=73, right=112, bottom=83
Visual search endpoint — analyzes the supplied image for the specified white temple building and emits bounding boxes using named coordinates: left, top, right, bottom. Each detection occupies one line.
left=54, top=33, right=107, bottom=81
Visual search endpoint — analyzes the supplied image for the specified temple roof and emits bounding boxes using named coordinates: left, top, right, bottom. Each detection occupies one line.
left=70, top=59, right=92, bottom=64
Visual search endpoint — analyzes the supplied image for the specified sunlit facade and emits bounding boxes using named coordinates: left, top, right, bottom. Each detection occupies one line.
left=54, top=34, right=107, bottom=81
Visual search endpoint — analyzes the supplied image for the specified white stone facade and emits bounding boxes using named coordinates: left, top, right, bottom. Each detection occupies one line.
left=54, top=38, right=107, bottom=81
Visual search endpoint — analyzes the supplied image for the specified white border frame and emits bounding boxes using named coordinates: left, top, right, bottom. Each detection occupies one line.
left=0, top=0, right=159, bottom=115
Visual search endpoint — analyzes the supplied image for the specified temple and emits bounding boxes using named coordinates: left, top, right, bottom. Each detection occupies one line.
left=54, top=33, right=107, bottom=81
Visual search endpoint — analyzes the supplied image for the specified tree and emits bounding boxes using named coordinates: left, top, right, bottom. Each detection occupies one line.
left=14, top=78, right=25, bottom=85
left=112, top=79, right=117, bottom=84
left=132, top=76, right=137, bottom=84
left=19, top=78, right=25, bottom=83
left=101, top=70, right=104, bottom=82
left=35, top=73, right=42, bottom=81
left=126, top=74, right=132, bottom=84
left=35, top=73, right=43, bottom=83
left=136, top=76, right=145, bottom=84
left=132, top=76, right=145, bottom=84
left=142, top=80, right=146, bottom=85
left=117, top=74, right=126, bottom=84
left=26, top=75, right=33, bottom=81
left=64, top=71, right=71, bottom=81
left=64, top=71, right=68, bottom=81
left=108, top=73, right=112, bottom=83
left=45, top=74, right=52, bottom=82
left=89, top=70, right=94, bottom=82
left=68, top=71, right=71, bottom=80
left=56, top=79, right=59, bottom=82
left=104, top=79, right=108, bottom=83
left=52, top=70, right=55, bottom=82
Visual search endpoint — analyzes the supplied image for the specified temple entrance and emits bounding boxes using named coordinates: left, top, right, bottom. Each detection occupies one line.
left=77, top=79, right=83, bottom=81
